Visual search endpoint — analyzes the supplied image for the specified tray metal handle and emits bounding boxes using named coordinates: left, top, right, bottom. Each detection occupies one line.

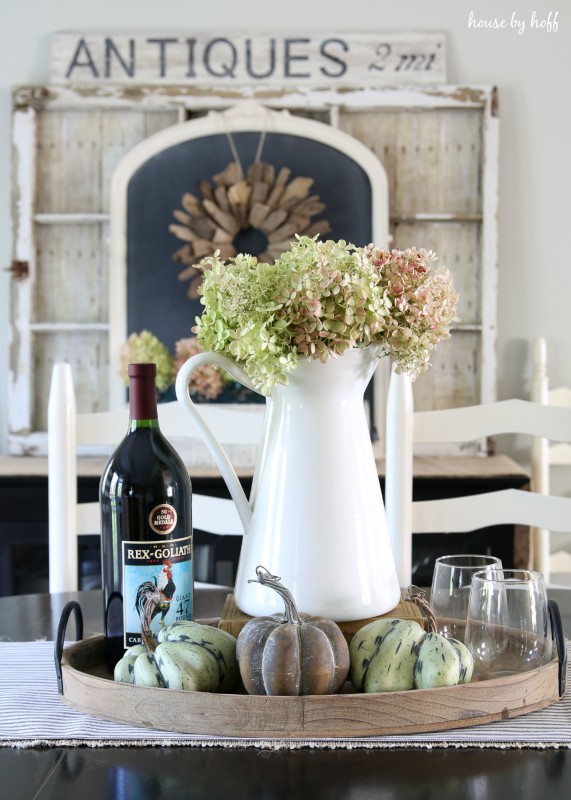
left=54, top=601, right=84, bottom=695
left=548, top=599, right=567, bottom=697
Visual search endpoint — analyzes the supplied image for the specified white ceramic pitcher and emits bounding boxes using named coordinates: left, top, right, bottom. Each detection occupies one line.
left=175, top=346, right=400, bottom=620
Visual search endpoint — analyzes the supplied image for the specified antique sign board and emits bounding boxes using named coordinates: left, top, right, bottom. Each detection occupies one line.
left=51, top=31, right=446, bottom=86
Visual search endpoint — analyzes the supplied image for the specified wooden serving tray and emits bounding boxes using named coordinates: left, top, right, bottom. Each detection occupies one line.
left=59, top=634, right=562, bottom=739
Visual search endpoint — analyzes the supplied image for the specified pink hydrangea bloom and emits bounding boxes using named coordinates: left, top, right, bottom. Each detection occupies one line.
left=174, top=337, right=224, bottom=401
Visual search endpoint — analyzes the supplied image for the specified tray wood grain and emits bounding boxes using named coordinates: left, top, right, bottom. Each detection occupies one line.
left=60, top=634, right=561, bottom=739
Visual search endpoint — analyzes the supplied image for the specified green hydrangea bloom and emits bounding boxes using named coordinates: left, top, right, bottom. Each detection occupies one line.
left=119, top=330, right=174, bottom=394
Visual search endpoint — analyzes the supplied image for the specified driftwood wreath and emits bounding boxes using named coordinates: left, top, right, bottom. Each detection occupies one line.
left=169, top=159, right=331, bottom=298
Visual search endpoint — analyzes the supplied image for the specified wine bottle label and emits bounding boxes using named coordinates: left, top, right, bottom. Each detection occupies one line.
left=122, top=535, right=193, bottom=648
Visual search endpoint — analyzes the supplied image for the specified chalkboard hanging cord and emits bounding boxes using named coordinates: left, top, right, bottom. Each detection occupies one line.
left=254, top=129, right=267, bottom=164
left=223, top=125, right=268, bottom=180
left=224, top=129, right=244, bottom=179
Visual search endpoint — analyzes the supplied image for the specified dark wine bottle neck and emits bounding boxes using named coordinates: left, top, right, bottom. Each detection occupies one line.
left=129, top=367, right=158, bottom=422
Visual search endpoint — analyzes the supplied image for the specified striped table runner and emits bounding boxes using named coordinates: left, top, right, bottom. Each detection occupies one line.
left=1, top=641, right=570, bottom=750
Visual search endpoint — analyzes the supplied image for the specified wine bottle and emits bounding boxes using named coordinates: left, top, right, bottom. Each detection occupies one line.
left=100, top=362, right=193, bottom=668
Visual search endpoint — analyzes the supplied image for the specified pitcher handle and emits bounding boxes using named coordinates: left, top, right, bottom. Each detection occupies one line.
left=175, top=352, right=263, bottom=533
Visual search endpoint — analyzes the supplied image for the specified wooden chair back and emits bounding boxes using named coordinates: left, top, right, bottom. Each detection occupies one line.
left=532, top=337, right=571, bottom=584
left=385, top=362, right=571, bottom=587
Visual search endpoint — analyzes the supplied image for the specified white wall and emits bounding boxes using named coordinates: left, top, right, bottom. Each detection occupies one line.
left=0, top=0, right=569, bottom=453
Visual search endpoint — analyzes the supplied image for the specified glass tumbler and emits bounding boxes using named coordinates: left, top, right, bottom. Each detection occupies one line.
left=465, top=569, right=553, bottom=678
left=430, top=554, right=502, bottom=640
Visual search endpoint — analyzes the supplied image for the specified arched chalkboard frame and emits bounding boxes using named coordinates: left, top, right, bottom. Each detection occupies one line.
left=110, top=102, right=389, bottom=424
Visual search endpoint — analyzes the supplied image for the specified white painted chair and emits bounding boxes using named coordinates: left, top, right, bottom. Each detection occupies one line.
left=47, top=362, right=264, bottom=593
left=385, top=366, right=571, bottom=588
left=532, top=337, right=571, bottom=586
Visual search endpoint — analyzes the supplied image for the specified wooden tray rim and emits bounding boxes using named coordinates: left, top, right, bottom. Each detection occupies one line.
left=60, top=634, right=562, bottom=739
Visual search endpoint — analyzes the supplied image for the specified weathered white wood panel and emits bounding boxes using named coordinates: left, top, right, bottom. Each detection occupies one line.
left=13, top=84, right=494, bottom=113
left=36, top=110, right=102, bottom=213
left=34, top=224, right=110, bottom=323
left=412, top=331, right=481, bottom=413
left=100, top=110, right=179, bottom=212
left=338, top=108, right=483, bottom=215
left=144, top=110, right=182, bottom=135
left=33, top=332, right=109, bottom=429
left=9, top=107, right=36, bottom=436
left=480, top=93, right=500, bottom=406
left=389, top=220, right=484, bottom=417
left=35, top=109, right=179, bottom=215
left=9, top=103, right=180, bottom=451
left=338, top=106, right=488, bottom=418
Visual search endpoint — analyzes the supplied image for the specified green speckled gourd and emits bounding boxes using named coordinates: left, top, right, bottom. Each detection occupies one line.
left=236, top=566, right=350, bottom=696
left=156, top=620, right=239, bottom=691
left=113, top=644, right=146, bottom=684
left=350, top=617, right=424, bottom=692
left=113, top=614, right=239, bottom=693
left=349, top=588, right=474, bottom=693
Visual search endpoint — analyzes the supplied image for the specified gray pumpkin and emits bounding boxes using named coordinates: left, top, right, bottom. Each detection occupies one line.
left=236, top=567, right=350, bottom=696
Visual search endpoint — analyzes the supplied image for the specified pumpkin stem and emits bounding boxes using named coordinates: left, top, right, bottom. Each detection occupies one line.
left=248, top=565, right=302, bottom=624
left=404, top=585, right=438, bottom=634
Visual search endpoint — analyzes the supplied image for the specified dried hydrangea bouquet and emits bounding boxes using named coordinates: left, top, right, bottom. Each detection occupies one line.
left=195, top=236, right=459, bottom=393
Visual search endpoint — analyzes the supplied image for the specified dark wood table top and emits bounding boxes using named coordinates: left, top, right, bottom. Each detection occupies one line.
left=0, top=586, right=230, bottom=642
left=2, top=587, right=570, bottom=800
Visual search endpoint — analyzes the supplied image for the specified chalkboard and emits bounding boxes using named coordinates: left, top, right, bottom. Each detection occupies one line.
left=126, top=131, right=373, bottom=348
